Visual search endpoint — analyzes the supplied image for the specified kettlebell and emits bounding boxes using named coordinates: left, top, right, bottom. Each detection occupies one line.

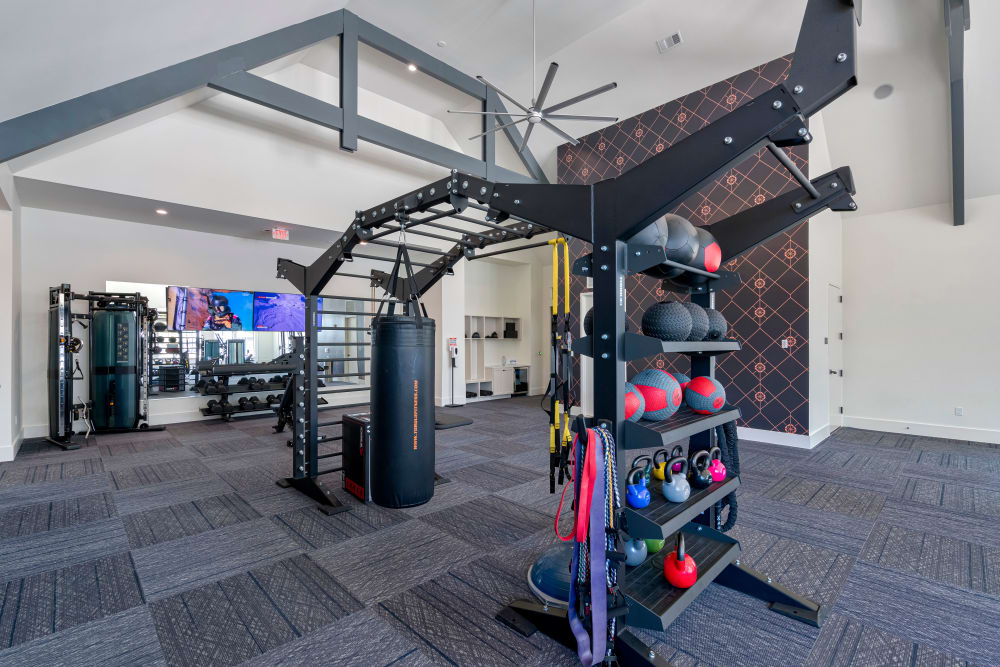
left=626, top=467, right=651, bottom=509
left=645, top=538, right=665, bottom=554
left=671, top=444, right=685, bottom=473
left=662, top=457, right=691, bottom=503
left=631, top=455, right=653, bottom=486
left=689, top=450, right=713, bottom=489
left=663, top=533, right=697, bottom=589
left=651, top=449, right=670, bottom=481
left=707, top=446, right=727, bottom=482
left=624, top=538, right=648, bottom=566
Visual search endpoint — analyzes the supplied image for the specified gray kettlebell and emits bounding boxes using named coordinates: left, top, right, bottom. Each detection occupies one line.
left=624, top=537, right=648, bottom=566
left=662, top=456, right=691, bottom=503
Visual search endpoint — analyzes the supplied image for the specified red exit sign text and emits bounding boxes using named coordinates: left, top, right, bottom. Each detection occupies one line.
left=272, top=227, right=289, bottom=241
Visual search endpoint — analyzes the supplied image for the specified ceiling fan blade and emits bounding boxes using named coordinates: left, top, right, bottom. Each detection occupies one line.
left=542, top=82, right=618, bottom=114
left=534, top=62, right=559, bottom=108
left=545, top=114, right=619, bottom=122
left=447, top=110, right=531, bottom=116
left=517, top=123, right=536, bottom=153
left=477, top=75, right=531, bottom=114
left=467, top=116, right=529, bottom=141
left=540, top=119, right=579, bottom=146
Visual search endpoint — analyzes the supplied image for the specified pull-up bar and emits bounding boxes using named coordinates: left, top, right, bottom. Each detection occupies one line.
left=468, top=240, right=551, bottom=260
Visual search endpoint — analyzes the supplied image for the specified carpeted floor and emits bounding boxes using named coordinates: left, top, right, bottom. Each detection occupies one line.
left=0, top=397, right=997, bottom=666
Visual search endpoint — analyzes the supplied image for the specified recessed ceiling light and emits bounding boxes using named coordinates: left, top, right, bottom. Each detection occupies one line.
left=407, top=64, right=417, bottom=72
left=873, top=84, right=893, bottom=100
left=155, top=208, right=168, bottom=215
left=437, top=40, right=447, bottom=48
left=359, top=240, right=368, bottom=245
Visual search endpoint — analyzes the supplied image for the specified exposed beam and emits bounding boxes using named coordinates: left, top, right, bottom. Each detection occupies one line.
left=208, top=72, right=344, bottom=130
left=340, top=11, right=359, bottom=152
left=945, top=0, right=970, bottom=226
left=0, top=11, right=346, bottom=164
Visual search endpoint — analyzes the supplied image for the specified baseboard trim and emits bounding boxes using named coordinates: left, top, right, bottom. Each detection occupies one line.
left=737, top=426, right=815, bottom=449
left=809, top=423, right=833, bottom=448
left=843, top=415, right=1000, bottom=445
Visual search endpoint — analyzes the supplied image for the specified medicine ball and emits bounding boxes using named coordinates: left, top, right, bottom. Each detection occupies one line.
left=584, top=307, right=594, bottom=336
left=704, top=308, right=728, bottom=340
left=690, top=227, right=721, bottom=273
left=681, top=302, right=709, bottom=341
left=685, top=376, right=726, bottom=414
left=630, top=369, right=682, bottom=421
left=628, top=214, right=700, bottom=278
left=624, top=382, right=645, bottom=422
left=641, top=302, right=692, bottom=342
left=670, top=371, right=691, bottom=391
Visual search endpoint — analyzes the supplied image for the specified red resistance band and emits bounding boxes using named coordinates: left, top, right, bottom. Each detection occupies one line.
left=555, top=428, right=597, bottom=542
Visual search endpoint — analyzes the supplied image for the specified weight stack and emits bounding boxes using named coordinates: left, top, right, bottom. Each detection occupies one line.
left=370, top=315, right=436, bottom=508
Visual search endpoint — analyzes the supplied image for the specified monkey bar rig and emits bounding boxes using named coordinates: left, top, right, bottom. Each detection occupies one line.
left=277, top=0, right=861, bottom=663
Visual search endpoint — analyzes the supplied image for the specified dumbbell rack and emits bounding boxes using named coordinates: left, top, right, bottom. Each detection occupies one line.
left=198, top=362, right=299, bottom=422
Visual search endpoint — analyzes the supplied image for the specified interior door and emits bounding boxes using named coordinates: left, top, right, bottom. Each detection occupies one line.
left=828, top=284, right=843, bottom=427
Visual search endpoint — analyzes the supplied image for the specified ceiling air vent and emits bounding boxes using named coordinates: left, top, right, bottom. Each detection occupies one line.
left=656, top=32, right=683, bottom=54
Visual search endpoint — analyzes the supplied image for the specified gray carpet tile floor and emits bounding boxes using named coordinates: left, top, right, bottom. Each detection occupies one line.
left=2, top=400, right=997, bottom=666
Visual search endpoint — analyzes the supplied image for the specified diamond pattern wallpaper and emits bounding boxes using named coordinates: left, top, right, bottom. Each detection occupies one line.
left=558, top=56, right=811, bottom=434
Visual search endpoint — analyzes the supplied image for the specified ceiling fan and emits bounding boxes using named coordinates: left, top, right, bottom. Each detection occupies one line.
left=447, top=0, right=619, bottom=153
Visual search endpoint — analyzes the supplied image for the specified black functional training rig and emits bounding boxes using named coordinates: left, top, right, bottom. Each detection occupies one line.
left=276, top=0, right=860, bottom=662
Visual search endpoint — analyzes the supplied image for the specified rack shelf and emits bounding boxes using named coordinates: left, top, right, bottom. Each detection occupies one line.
left=573, top=333, right=740, bottom=361
left=621, top=524, right=740, bottom=631
left=199, top=381, right=288, bottom=396
left=623, top=406, right=741, bottom=449
left=625, top=475, right=740, bottom=540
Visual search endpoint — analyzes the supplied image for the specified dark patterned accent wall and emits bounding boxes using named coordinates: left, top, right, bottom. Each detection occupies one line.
left=558, top=56, right=810, bottom=434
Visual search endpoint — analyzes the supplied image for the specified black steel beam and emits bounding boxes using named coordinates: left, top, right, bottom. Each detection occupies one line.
left=208, top=72, right=344, bottom=131
left=945, top=0, right=970, bottom=226
left=785, top=0, right=860, bottom=116
left=0, top=11, right=346, bottom=164
left=467, top=240, right=551, bottom=260
left=340, top=11, right=359, bottom=151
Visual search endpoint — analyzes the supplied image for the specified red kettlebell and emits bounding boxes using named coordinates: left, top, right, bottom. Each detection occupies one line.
left=707, top=445, right=726, bottom=482
left=663, top=532, right=697, bottom=588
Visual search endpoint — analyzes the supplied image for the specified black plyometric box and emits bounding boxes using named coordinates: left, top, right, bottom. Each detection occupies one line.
left=342, top=413, right=372, bottom=503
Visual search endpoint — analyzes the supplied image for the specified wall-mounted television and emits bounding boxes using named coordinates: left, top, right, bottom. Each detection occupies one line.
left=165, top=286, right=253, bottom=331
left=253, top=292, right=307, bottom=332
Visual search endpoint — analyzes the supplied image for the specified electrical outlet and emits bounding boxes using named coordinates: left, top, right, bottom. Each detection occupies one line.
left=955, top=407, right=964, bottom=417
left=781, top=339, right=789, bottom=349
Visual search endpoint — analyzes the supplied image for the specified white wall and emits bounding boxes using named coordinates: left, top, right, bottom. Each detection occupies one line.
left=842, top=193, right=1000, bottom=443
left=0, top=168, right=23, bottom=459
left=18, top=207, right=380, bottom=437
left=806, top=112, right=844, bottom=446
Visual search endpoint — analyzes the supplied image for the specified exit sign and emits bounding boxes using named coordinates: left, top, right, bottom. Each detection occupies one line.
left=272, top=227, right=289, bottom=241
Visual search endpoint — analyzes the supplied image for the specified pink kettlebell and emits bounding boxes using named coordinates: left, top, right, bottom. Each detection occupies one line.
left=670, top=444, right=684, bottom=473
left=707, top=446, right=726, bottom=482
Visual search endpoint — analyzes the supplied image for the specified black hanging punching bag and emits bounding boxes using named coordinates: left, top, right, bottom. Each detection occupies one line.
left=370, top=314, right=436, bottom=508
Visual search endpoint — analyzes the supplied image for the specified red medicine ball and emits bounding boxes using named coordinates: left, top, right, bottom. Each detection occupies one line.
left=624, top=382, right=645, bottom=422
left=631, top=369, right=682, bottom=421
left=684, top=376, right=726, bottom=414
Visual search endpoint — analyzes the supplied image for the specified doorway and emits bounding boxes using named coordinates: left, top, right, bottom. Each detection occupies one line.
left=828, top=284, right=843, bottom=427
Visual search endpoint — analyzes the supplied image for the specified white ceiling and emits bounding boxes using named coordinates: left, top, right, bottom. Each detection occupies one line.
left=2, top=0, right=993, bottom=225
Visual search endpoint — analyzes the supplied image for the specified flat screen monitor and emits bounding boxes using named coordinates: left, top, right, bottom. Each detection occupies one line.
left=253, top=292, right=308, bottom=332
left=165, top=286, right=253, bottom=331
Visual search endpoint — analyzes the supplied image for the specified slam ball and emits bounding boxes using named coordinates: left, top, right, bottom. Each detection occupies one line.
left=681, top=302, right=710, bottom=341
left=690, top=227, right=722, bottom=273
left=670, top=371, right=691, bottom=391
left=624, top=382, right=645, bottom=422
left=685, top=376, right=726, bottom=414
left=704, top=308, right=728, bottom=340
left=629, top=214, right=700, bottom=278
left=642, top=302, right=692, bottom=341
left=631, top=369, right=682, bottom=421
left=584, top=307, right=594, bottom=336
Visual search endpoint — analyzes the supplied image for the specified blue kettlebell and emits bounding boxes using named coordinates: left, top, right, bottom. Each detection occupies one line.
left=626, top=467, right=651, bottom=509
left=662, top=456, right=691, bottom=503
left=632, top=454, right=653, bottom=485
left=624, top=537, right=648, bottom=566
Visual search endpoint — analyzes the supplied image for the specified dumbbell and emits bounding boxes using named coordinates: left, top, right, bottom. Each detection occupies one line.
left=238, top=396, right=250, bottom=410
left=197, top=379, right=208, bottom=390
left=270, top=375, right=282, bottom=384
left=207, top=399, right=219, bottom=412
left=237, top=377, right=250, bottom=386
left=248, top=396, right=261, bottom=409
left=205, top=381, right=220, bottom=394
left=266, top=394, right=276, bottom=404
left=218, top=397, right=231, bottom=411
left=252, top=379, right=267, bottom=391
